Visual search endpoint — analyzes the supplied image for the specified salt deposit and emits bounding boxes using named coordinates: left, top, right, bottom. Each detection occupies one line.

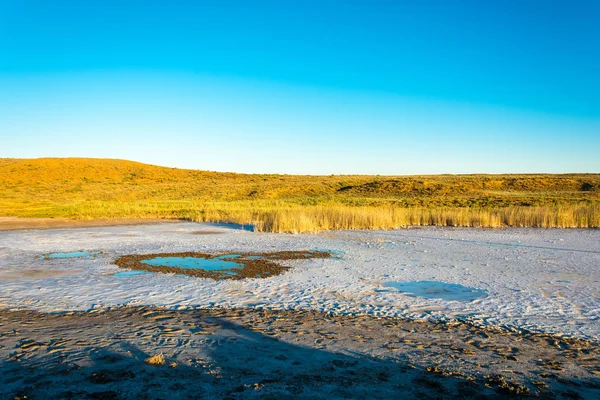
left=1, top=223, right=598, bottom=340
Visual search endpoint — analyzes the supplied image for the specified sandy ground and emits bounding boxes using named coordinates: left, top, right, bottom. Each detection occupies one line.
left=1, top=307, right=599, bottom=399
left=0, top=217, right=181, bottom=231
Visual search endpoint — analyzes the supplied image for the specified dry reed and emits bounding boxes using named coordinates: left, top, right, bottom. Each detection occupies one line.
left=25, top=201, right=597, bottom=233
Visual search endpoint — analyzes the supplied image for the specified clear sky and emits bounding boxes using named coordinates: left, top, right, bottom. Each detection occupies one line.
left=1, top=0, right=598, bottom=174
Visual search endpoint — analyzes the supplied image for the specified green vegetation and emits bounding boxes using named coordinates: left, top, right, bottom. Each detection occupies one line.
left=1, top=158, right=598, bottom=232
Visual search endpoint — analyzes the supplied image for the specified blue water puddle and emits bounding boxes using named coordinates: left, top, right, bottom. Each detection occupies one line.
left=209, top=222, right=254, bottom=232
left=141, top=256, right=244, bottom=274
left=46, top=251, right=100, bottom=259
left=384, top=281, right=488, bottom=302
left=113, top=270, right=153, bottom=278
left=246, top=255, right=263, bottom=260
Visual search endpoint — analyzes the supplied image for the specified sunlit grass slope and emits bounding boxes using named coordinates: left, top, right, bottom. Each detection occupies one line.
left=1, top=158, right=598, bottom=232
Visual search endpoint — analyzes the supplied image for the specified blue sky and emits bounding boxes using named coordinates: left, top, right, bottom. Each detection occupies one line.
left=1, top=0, right=598, bottom=174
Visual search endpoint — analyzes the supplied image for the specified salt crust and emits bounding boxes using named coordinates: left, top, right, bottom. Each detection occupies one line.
left=0, top=223, right=598, bottom=341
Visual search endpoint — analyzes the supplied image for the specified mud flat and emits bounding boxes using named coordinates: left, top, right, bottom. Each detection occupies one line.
left=1, top=307, right=599, bottom=399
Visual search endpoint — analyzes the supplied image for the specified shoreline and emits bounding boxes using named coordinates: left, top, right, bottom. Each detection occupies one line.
left=0, top=217, right=184, bottom=231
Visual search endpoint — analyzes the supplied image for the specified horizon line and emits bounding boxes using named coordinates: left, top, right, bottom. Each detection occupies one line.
left=3, top=156, right=599, bottom=177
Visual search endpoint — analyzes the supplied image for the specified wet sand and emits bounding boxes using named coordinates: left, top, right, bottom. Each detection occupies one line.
left=1, top=307, right=598, bottom=399
left=0, top=217, right=182, bottom=231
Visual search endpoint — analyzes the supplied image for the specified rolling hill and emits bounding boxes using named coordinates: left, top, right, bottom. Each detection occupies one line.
left=1, top=158, right=598, bottom=232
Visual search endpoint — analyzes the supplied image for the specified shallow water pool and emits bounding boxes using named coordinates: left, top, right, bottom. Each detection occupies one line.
left=384, top=281, right=487, bottom=302
left=141, top=256, right=244, bottom=273
left=45, top=251, right=100, bottom=259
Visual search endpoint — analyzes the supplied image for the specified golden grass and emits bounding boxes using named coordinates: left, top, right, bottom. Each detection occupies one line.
left=1, top=158, right=598, bottom=232
left=144, top=353, right=165, bottom=366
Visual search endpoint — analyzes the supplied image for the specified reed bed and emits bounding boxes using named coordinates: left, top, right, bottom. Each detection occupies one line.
left=10, top=200, right=597, bottom=233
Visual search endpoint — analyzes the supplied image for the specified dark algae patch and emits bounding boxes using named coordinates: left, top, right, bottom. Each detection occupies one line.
left=114, top=250, right=332, bottom=280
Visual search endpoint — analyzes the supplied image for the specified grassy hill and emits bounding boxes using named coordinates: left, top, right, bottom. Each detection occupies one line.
left=1, top=158, right=599, bottom=232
